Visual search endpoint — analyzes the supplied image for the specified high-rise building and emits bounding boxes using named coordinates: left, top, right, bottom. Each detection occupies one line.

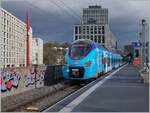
left=0, top=8, right=43, bottom=68
left=74, top=5, right=117, bottom=50
left=82, top=5, right=108, bottom=24
left=31, top=37, right=43, bottom=65
left=1, top=8, right=27, bottom=68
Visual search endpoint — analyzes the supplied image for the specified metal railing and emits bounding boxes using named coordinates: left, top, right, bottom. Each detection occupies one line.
left=44, top=65, right=64, bottom=86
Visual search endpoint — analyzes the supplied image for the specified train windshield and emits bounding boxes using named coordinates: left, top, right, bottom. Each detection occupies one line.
left=69, top=43, right=92, bottom=60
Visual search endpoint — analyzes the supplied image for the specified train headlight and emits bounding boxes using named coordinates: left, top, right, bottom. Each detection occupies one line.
left=84, top=61, right=92, bottom=67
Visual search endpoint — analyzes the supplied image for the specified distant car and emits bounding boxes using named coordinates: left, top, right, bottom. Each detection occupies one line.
left=62, top=39, right=123, bottom=80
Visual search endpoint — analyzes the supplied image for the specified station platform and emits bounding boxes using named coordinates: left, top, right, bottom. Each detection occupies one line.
left=45, top=64, right=149, bottom=112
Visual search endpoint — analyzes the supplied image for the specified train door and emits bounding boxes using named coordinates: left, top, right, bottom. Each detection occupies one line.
left=107, top=52, right=111, bottom=72
left=102, top=50, right=106, bottom=73
left=109, top=52, right=112, bottom=71
left=99, top=49, right=103, bottom=74
left=107, top=52, right=110, bottom=71
left=96, top=48, right=99, bottom=74
left=105, top=51, right=108, bottom=73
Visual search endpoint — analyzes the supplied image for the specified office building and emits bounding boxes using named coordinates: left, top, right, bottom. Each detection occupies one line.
left=74, top=5, right=117, bottom=50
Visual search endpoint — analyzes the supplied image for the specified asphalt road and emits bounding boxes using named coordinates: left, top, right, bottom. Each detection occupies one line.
left=45, top=64, right=149, bottom=112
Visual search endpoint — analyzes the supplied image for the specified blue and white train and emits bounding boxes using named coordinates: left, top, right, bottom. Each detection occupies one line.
left=63, top=39, right=123, bottom=80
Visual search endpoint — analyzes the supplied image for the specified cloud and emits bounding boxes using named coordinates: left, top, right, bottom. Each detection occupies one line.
left=1, top=0, right=149, bottom=47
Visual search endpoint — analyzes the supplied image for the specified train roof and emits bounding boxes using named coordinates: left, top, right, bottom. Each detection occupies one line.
left=71, top=39, right=95, bottom=45
left=71, top=39, right=107, bottom=51
left=71, top=39, right=122, bottom=57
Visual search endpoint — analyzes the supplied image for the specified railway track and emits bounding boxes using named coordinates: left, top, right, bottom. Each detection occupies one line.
left=11, top=80, right=89, bottom=112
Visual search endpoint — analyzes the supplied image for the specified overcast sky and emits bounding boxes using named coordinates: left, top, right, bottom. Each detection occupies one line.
left=1, top=0, right=149, bottom=48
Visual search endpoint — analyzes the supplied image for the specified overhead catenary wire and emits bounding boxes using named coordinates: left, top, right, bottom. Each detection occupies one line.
left=25, top=1, right=82, bottom=42
left=57, top=0, right=81, bottom=18
left=49, top=0, right=80, bottom=22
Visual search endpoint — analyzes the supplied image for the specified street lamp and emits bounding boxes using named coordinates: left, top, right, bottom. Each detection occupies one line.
left=141, top=19, right=147, bottom=68
left=53, top=47, right=58, bottom=64
left=58, top=47, right=63, bottom=64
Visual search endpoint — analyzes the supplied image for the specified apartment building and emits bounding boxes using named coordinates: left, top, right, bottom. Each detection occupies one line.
left=1, top=8, right=43, bottom=68
left=31, top=37, right=43, bottom=65
left=1, top=8, right=27, bottom=68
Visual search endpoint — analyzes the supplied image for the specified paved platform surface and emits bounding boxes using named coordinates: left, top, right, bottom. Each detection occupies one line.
left=45, top=64, right=149, bottom=112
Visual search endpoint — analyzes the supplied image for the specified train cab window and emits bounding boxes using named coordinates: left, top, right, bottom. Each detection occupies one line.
left=69, top=42, right=93, bottom=60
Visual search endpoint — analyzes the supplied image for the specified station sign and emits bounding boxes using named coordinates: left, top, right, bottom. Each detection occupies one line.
left=131, top=41, right=142, bottom=47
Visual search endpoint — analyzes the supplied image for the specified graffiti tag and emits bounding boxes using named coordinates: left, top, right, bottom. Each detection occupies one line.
left=1, top=70, right=21, bottom=92
left=25, top=70, right=45, bottom=87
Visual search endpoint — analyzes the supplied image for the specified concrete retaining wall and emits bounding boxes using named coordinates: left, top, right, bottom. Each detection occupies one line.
left=1, top=65, right=64, bottom=97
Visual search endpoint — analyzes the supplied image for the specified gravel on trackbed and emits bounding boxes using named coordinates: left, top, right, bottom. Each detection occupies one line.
left=1, top=82, right=66, bottom=112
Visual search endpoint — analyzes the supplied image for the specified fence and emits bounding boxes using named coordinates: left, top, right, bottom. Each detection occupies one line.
left=44, top=65, right=64, bottom=85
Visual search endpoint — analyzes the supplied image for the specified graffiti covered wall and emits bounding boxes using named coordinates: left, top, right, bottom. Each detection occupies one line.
left=1, top=66, right=46, bottom=97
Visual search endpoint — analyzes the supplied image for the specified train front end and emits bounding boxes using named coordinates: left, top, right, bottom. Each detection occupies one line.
left=63, top=40, right=97, bottom=80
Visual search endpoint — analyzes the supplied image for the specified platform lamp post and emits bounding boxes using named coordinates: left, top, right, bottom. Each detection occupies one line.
left=139, top=32, right=143, bottom=67
left=141, top=19, right=147, bottom=69
left=59, top=47, right=63, bottom=65
left=53, top=47, right=58, bottom=65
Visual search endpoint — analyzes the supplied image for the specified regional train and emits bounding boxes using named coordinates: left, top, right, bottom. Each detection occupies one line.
left=63, top=39, right=123, bottom=80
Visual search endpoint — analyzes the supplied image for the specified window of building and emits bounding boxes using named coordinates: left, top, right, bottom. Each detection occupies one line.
left=7, top=20, right=9, bottom=25
left=102, top=30, right=105, bottom=34
left=102, top=26, right=104, bottom=30
left=83, top=26, right=85, bottom=30
left=98, top=36, right=101, bottom=43
left=98, top=30, right=101, bottom=34
left=94, top=26, right=97, bottom=31
left=90, top=26, right=93, bottom=31
left=79, top=36, right=81, bottom=39
left=75, top=26, right=78, bottom=34
left=83, top=29, right=85, bottom=34
left=87, top=26, right=89, bottom=30
left=91, top=36, right=93, bottom=41
left=4, top=18, right=6, bottom=24
left=79, top=26, right=81, bottom=34
left=87, top=36, right=89, bottom=39
left=87, top=30, right=89, bottom=34
left=94, top=37, right=97, bottom=42
left=102, top=35, right=105, bottom=43
left=75, top=36, right=78, bottom=40
left=83, top=36, right=85, bottom=39
left=7, top=33, right=9, bottom=38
